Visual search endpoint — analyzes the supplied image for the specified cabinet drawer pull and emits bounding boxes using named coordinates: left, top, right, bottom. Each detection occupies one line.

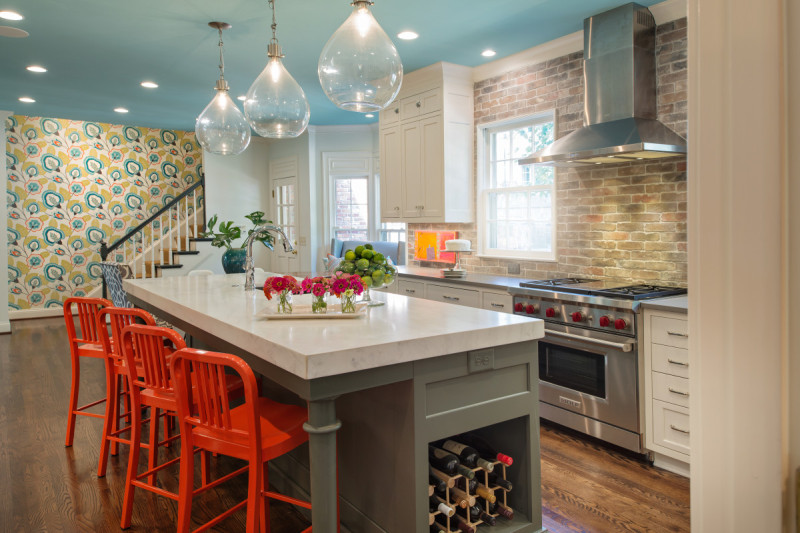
left=669, top=424, right=690, bottom=435
left=667, top=331, right=688, bottom=338
left=443, top=295, right=460, bottom=301
left=668, top=387, right=689, bottom=397
left=405, top=289, right=416, bottom=294
left=490, top=303, right=504, bottom=308
left=667, top=358, right=689, bottom=367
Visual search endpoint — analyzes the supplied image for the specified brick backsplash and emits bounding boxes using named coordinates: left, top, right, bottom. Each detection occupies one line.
left=408, top=18, right=688, bottom=286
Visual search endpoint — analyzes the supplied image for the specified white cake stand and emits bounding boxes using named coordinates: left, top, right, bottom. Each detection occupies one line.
left=440, top=248, right=472, bottom=278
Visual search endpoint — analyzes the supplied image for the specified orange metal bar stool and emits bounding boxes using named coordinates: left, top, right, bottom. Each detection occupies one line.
left=62, top=296, right=113, bottom=447
left=170, top=348, right=327, bottom=533
left=119, top=325, right=246, bottom=530
left=96, top=306, right=162, bottom=478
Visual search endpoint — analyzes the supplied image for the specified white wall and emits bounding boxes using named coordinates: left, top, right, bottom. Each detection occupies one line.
left=202, top=136, right=273, bottom=269
left=0, top=111, right=12, bottom=333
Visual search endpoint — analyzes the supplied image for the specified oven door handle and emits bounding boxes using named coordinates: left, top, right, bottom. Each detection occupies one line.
left=545, top=330, right=634, bottom=352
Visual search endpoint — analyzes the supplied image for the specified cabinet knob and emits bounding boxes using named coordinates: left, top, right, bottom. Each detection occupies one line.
left=416, top=101, right=421, bottom=108
left=394, top=108, right=399, bottom=114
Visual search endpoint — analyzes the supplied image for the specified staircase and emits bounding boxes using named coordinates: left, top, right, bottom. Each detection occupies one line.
left=101, top=180, right=212, bottom=278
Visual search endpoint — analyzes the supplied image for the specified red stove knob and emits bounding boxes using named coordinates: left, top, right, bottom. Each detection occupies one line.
left=514, top=302, right=524, bottom=312
left=614, top=318, right=628, bottom=330
left=525, top=304, right=537, bottom=314
left=571, top=311, right=583, bottom=322
left=599, top=315, right=611, bottom=327
left=545, top=307, right=557, bottom=318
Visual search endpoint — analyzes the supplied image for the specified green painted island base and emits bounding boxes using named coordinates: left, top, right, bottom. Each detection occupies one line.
left=266, top=341, right=545, bottom=533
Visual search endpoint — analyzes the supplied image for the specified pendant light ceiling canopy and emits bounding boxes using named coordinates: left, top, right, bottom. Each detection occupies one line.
left=195, top=22, right=251, bottom=156
left=244, top=0, right=310, bottom=139
left=318, top=0, right=403, bottom=113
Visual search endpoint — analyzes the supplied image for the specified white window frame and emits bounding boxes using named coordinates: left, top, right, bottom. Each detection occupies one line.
left=322, top=152, right=379, bottom=244
left=477, top=112, right=557, bottom=261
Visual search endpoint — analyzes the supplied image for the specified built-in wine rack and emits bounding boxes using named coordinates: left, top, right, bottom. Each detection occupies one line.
left=428, top=461, right=513, bottom=533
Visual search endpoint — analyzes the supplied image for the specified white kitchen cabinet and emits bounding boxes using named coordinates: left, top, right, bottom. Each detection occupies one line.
left=426, top=282, right=481, bottom=308
left=379, top=62, right=473, bottom=223
left=643, top=309, right=690, bottom=477
left=481, top=290, right=514, bottom=314
left=395, top=276, right=514, bottom=314
left=398, top=279, right=426, bottom=298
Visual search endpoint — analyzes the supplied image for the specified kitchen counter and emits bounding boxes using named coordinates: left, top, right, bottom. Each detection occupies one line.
left=397, top=264, right=523, bottom=290
left=639, top=295, right=689, bottom=313
left=123, top=273, right=546, bottom=533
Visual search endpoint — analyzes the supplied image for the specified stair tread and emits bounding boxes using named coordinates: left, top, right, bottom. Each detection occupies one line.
left=172, top=250, right=200, bottom=255
left=191, top=237, right=214, bottom=242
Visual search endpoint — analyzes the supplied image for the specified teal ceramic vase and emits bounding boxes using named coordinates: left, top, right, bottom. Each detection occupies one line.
left=222, top=248, right=247, bottom=274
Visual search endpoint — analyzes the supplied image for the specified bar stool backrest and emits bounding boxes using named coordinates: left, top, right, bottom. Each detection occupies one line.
left=121, top=324, right=186, bottom=395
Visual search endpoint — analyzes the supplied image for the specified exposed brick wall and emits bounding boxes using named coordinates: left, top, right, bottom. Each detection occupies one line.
left=408, top=17, right=688, bottom=285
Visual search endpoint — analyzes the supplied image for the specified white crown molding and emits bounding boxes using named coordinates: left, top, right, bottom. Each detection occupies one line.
left=472, top=0, right=688, bottom=83
left=308, top=124, right=375, bottom=135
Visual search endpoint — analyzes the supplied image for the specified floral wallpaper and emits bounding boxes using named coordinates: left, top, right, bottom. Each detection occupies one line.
left=6, top=115, right=204, bottom=310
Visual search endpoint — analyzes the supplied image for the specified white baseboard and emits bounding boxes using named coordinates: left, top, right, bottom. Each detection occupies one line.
left=0, top=321, right=10, bottom=334
left=9, top=284, right=102, bottom=321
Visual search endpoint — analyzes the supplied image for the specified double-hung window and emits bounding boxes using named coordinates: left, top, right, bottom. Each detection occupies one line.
left=478, top=113, right=556, bottom=260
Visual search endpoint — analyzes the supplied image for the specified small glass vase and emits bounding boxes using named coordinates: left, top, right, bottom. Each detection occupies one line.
left=312, top=294, right=328, bottom=314
left=276, top=290, right=293, bottom=314
left=340, top=292, right=357, bottom=314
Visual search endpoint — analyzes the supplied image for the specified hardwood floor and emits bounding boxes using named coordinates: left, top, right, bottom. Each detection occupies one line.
left=0, top=317, right=689, bottom=532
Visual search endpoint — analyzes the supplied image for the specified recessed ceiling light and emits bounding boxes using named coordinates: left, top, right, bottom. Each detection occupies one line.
left=18, top=96, right=35, bottom=103
left=397, top=31, right=418, bottom=40
left=0, top=10, right=23, bottom=21
left=0, top=26, right=28, bottom=38
left=140, top=81, right=158, bottom=89
left=365, top=114, right=375, bottom=118
left=114, top=107, right=129, bottom=113
left=481, top=49, right=497, bottom=57
left=237, top=95, right=246, bottom=101
left=26, top=65, right=47, bottom=73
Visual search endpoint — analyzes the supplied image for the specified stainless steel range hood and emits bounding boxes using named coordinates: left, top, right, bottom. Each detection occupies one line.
left=520, top=3, right=687, bottom=167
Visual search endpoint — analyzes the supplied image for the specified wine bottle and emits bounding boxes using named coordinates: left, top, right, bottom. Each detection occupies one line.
left=429, top=467, right=447, bottom=493
left=429, top=495, right=455, bottom=517
left=449, top=485, right=476, bottom=507
left=474, top=481, right=496, bottom=503
left=430, top=467, right=456, bottom=488
left=488, top=472, right=513, bottom=491
left=455, top=433, right=514, bottom=466
left=440, top=439, right=494, bottom=472
left=488, top=500, right=515, bottom=520
left=468, top=501, right=497, bottom=526
left=455, top=476, right=476, bottom=493
left=428, top=446, right=458, bottom=476
left=434, top=484, right=467, bottom=509
left=451, top=512, right=476, bottom=533
left=430, top=524, right=446, bottom=533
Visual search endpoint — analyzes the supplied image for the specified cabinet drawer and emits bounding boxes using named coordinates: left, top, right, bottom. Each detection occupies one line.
left=652, top=344, right=689, bottom=378
left=652, top=399, right=690, bottom=456
left=482, top=291, right=513, bottom=314
left=379, top=102, right=401, bottom=126
left=426, top=283, right=480, bottom=308
left=400, top=89, right=441, bottom=121
left=650, top=315, right=689, bottom=349
left=398, top=279, right=425, bottom=298
left=652, top=372, right=690, bottom=408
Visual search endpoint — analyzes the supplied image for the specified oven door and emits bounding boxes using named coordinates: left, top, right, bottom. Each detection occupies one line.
left=538, top=327, right=639, bottom=432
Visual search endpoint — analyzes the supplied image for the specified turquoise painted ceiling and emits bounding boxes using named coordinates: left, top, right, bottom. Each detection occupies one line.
left=0, top=0, right=664, bottom=131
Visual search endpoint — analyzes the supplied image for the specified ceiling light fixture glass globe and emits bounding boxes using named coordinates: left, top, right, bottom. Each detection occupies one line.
left=195, top=22, right=251, bottom=156
left=245, top=43, right=310, bottom=138
left=318, top=0, right=403, bottom=113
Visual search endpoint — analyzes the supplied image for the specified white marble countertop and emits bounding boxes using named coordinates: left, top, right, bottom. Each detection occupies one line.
left=124, top=274, right=544, bottom=380
left=639, top=295, right=689, bottom=312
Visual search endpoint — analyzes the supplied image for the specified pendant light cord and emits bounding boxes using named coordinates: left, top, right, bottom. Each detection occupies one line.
left=217, top=27, right=226, bottom=81
left=269, top=0, right=278, bottom=46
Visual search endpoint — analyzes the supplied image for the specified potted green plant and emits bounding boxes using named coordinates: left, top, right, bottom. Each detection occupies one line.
left=201, top=211, right=275, bottom=273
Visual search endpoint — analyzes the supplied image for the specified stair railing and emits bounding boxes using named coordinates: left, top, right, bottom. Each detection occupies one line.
left=100, top=179, right=205, bottom=283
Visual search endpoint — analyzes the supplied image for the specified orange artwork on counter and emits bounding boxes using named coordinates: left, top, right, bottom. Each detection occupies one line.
left=414, top=231, right=456, bottom=263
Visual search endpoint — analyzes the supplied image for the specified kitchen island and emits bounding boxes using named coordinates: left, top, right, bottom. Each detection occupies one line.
left=124, top=274, right=546, bottom=533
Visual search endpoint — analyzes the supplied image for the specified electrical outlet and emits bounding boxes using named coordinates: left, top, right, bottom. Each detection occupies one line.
left=468, top=349, right=494, bottom=373
left=507, top=263, right=521, bottom=275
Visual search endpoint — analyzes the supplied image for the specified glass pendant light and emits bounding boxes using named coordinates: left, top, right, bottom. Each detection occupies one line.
left=244, top=0, right=310, bottom=138
left=195, top=22, right=251, bottom=156
left=318, top=0, right=403, bottom=112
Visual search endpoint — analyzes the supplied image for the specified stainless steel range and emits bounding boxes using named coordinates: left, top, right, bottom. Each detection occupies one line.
left=508, top=278, right=687, bottom=453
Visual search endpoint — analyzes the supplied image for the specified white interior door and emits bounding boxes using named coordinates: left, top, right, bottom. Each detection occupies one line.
left=271, top=175, right=298, bottom=273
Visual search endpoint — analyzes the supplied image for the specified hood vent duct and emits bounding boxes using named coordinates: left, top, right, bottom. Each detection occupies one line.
left=520, top=3, right=687, bottom=167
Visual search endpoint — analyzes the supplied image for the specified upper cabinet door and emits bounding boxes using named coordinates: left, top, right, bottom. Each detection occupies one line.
left=402, top=121, right=423, bottom=218
left=419, top=115, right=444, bottom=219
left=380, top=125, right=402, bottom=220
